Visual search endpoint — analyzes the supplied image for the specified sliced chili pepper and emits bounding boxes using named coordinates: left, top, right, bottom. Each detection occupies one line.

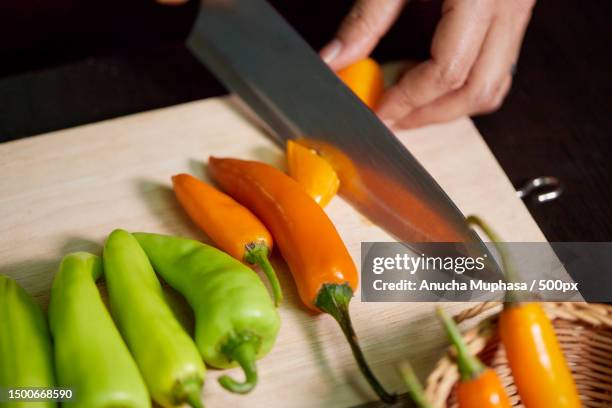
left=286, top=140, right=340, bottom=207
left=172, top=173, right=282, bottom=306
left=209, top=157, right=395, bottom=403
left=338, top=58, right=384, bottom=109
left=468, top=216, right=582, bottom=408
left=297, top=139, right=465, bottom=242
left=438, top=307, right=511, bottom=408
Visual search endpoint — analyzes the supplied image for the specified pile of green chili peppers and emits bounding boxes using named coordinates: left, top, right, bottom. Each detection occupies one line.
left=0, top=230, right=280, bottom=408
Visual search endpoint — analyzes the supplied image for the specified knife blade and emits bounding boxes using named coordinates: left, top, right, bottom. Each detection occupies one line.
left=187, top=0, right=485, bottom=250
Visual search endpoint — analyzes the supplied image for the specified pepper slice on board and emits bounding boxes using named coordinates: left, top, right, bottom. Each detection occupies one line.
left=286, top=140, right=340, bottom=207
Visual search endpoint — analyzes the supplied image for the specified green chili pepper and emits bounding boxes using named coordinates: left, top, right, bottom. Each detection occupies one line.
left=48, top=252, right=150, bottom=408
left=0, top=275, right=56, bottom=408
left=133, top=232, right=280, bottom=394
left=103, top=229, right=206, bottom=408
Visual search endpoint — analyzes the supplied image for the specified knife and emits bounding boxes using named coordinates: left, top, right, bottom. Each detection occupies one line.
left=186, top=0, right=486, bottom=253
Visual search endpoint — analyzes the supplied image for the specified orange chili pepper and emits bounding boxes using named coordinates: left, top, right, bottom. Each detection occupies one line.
left=499, top=303, right=581, bottom=408
left=208, top=157, right=395, bottom=403
left=286, top=140, right=340, bottom=207
left=468, top=216, right=582, bottom=408
left=172, top=173, right=283, bottom=305
left=438, top=307, right=511, bottom=408
left=337, top=58, right=384, bottom=109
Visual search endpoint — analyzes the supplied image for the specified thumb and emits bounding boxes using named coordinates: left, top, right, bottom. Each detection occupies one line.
left=320, top=0, right=406, bottom=71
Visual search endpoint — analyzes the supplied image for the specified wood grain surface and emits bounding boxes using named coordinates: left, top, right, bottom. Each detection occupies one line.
left=0, top=97, right=545, bottom=407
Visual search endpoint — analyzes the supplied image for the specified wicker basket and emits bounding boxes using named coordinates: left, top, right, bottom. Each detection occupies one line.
left=425, top=302, right=612, bottom=408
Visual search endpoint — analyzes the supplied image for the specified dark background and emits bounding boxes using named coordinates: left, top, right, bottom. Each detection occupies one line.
left=1, top=0, right=611, bottom=241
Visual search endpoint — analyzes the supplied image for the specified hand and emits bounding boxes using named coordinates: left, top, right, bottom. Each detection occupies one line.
left=320, top=0, right=535, bottom=129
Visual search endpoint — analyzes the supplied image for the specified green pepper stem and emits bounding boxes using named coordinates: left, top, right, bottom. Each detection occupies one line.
left=245, top=243, right=283, bottom=307
left=173, top=376, right=204, bottom=408
left=185, top=392, right=204, bottom=408
left=315, top=283, right=396, bottom=404
left=178, top=378, right=205, bottom=408
left=218, top=333, right=260, bottom=394
left=466, top=215, right=522, bottom=305
left=397, top=361, right=433, bottom=408
left=437, top=307, right=484, bottom=382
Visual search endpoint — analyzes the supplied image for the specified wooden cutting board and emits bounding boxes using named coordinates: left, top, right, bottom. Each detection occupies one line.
left=0, top=96, right=545, bottom=407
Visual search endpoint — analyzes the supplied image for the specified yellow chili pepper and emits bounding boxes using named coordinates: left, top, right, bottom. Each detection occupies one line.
left=499, top=303, right=581, bottom=408
left=468, top=216, right=581, bottom=408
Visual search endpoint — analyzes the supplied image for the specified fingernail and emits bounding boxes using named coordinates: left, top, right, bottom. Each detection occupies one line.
left=382, top=117, right=396, bottom=129
left=320, top=39, right=342, bottom=64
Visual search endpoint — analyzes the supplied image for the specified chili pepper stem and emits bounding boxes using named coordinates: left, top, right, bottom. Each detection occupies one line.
left=437, top=307, right=485, bottom=381
left=466, top=216, right=522, bottom=305
left=186, top=393, right=204, bottom=408
left=178, top=378, right=205, bottom=408
left=397, top=361, right=433, bottom=408
left=245, top=243, right=283, bottom=306
left=218, top=332, right=261, bottom=394
left=315, top=283, right=396, bottom=404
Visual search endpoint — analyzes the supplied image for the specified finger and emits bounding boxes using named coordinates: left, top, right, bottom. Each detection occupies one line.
left=394, top=16, right=518, bottom=130
left=474, top=74, right=513, bottom=115
left=320, top=0, right=405, bottom=70
left=465, top=10, right=529, bottom=114
left=376, top=0, right=494, bottom=126
left=394, top=75, right=512, bottom=129
left=393, top=2, right=533, bottom=129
